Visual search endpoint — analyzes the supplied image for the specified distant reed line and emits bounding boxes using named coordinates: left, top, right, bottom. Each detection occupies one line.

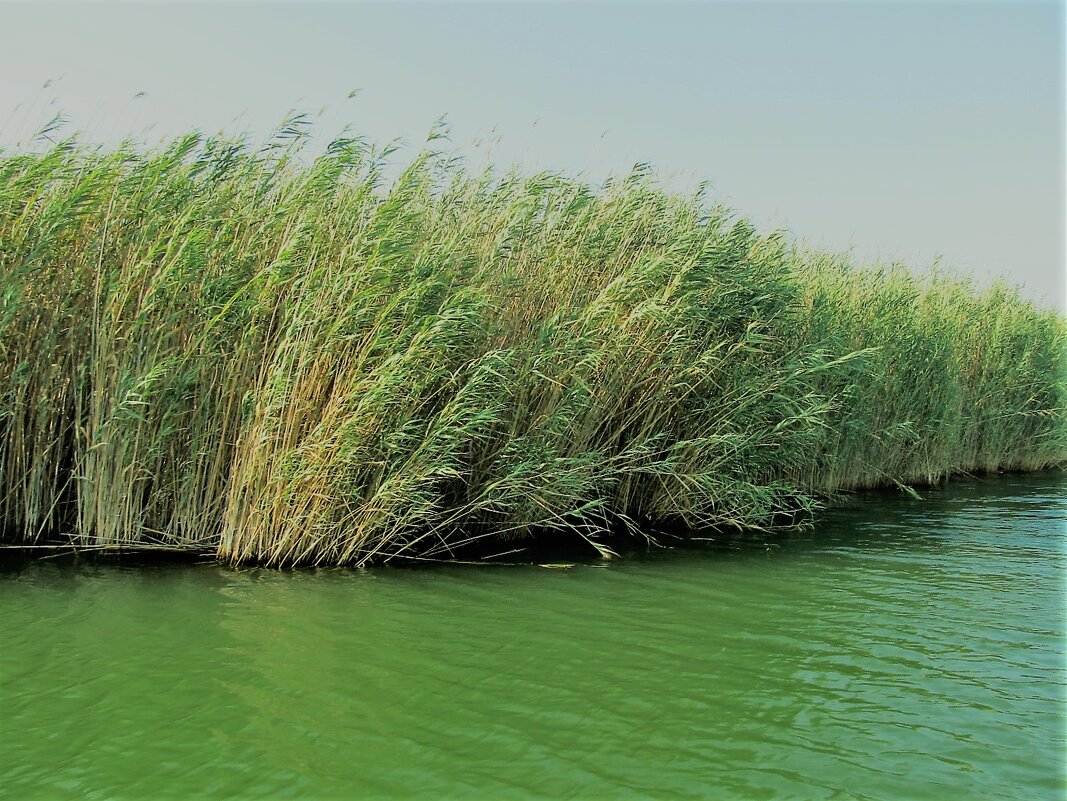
left=1, top=126, right=1063, bottom=565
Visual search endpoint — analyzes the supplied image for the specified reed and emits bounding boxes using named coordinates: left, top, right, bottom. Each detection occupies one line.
left=1, top=129, right=1063, bottom=565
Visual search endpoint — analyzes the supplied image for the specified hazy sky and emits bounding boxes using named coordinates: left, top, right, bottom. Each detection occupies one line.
left=1, top=1, right=1063, bottom=308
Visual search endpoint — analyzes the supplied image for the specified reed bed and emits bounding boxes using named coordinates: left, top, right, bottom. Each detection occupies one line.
left=1, top=128, right=1063, bottom=565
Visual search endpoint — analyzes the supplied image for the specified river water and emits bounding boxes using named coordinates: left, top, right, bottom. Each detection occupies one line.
left=2, top=472, right=1064, bottom=800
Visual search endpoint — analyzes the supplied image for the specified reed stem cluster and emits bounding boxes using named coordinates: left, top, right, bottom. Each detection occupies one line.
left=1, top=130, right=1062, bottom=564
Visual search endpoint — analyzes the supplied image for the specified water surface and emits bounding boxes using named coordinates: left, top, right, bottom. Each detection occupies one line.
left=2, top=473, right=1064, bottom=800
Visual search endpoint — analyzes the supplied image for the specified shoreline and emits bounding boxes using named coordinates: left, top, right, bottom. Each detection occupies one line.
left=5, top=467, right=1061, bottom=569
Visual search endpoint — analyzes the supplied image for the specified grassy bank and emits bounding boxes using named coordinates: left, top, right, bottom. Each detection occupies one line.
left=1, top=129, right=1063, bottom=565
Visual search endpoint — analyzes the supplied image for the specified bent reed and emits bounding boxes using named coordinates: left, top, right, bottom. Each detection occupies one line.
left=1, top=126, right=1063, bottom=566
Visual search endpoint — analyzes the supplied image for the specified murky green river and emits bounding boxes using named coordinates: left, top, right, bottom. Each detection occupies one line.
left=2, top=473, right=1064, bottom=800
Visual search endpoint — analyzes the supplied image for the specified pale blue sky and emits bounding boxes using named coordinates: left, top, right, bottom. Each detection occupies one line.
left=1, top=1, right=1063, bottom=308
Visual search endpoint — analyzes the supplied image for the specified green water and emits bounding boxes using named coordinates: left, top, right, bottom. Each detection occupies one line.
left=2, top=473, right=1064, bottom=800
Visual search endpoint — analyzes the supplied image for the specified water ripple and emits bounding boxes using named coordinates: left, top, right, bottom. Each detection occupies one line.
left=1, top=472, right=1064, bottom=799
